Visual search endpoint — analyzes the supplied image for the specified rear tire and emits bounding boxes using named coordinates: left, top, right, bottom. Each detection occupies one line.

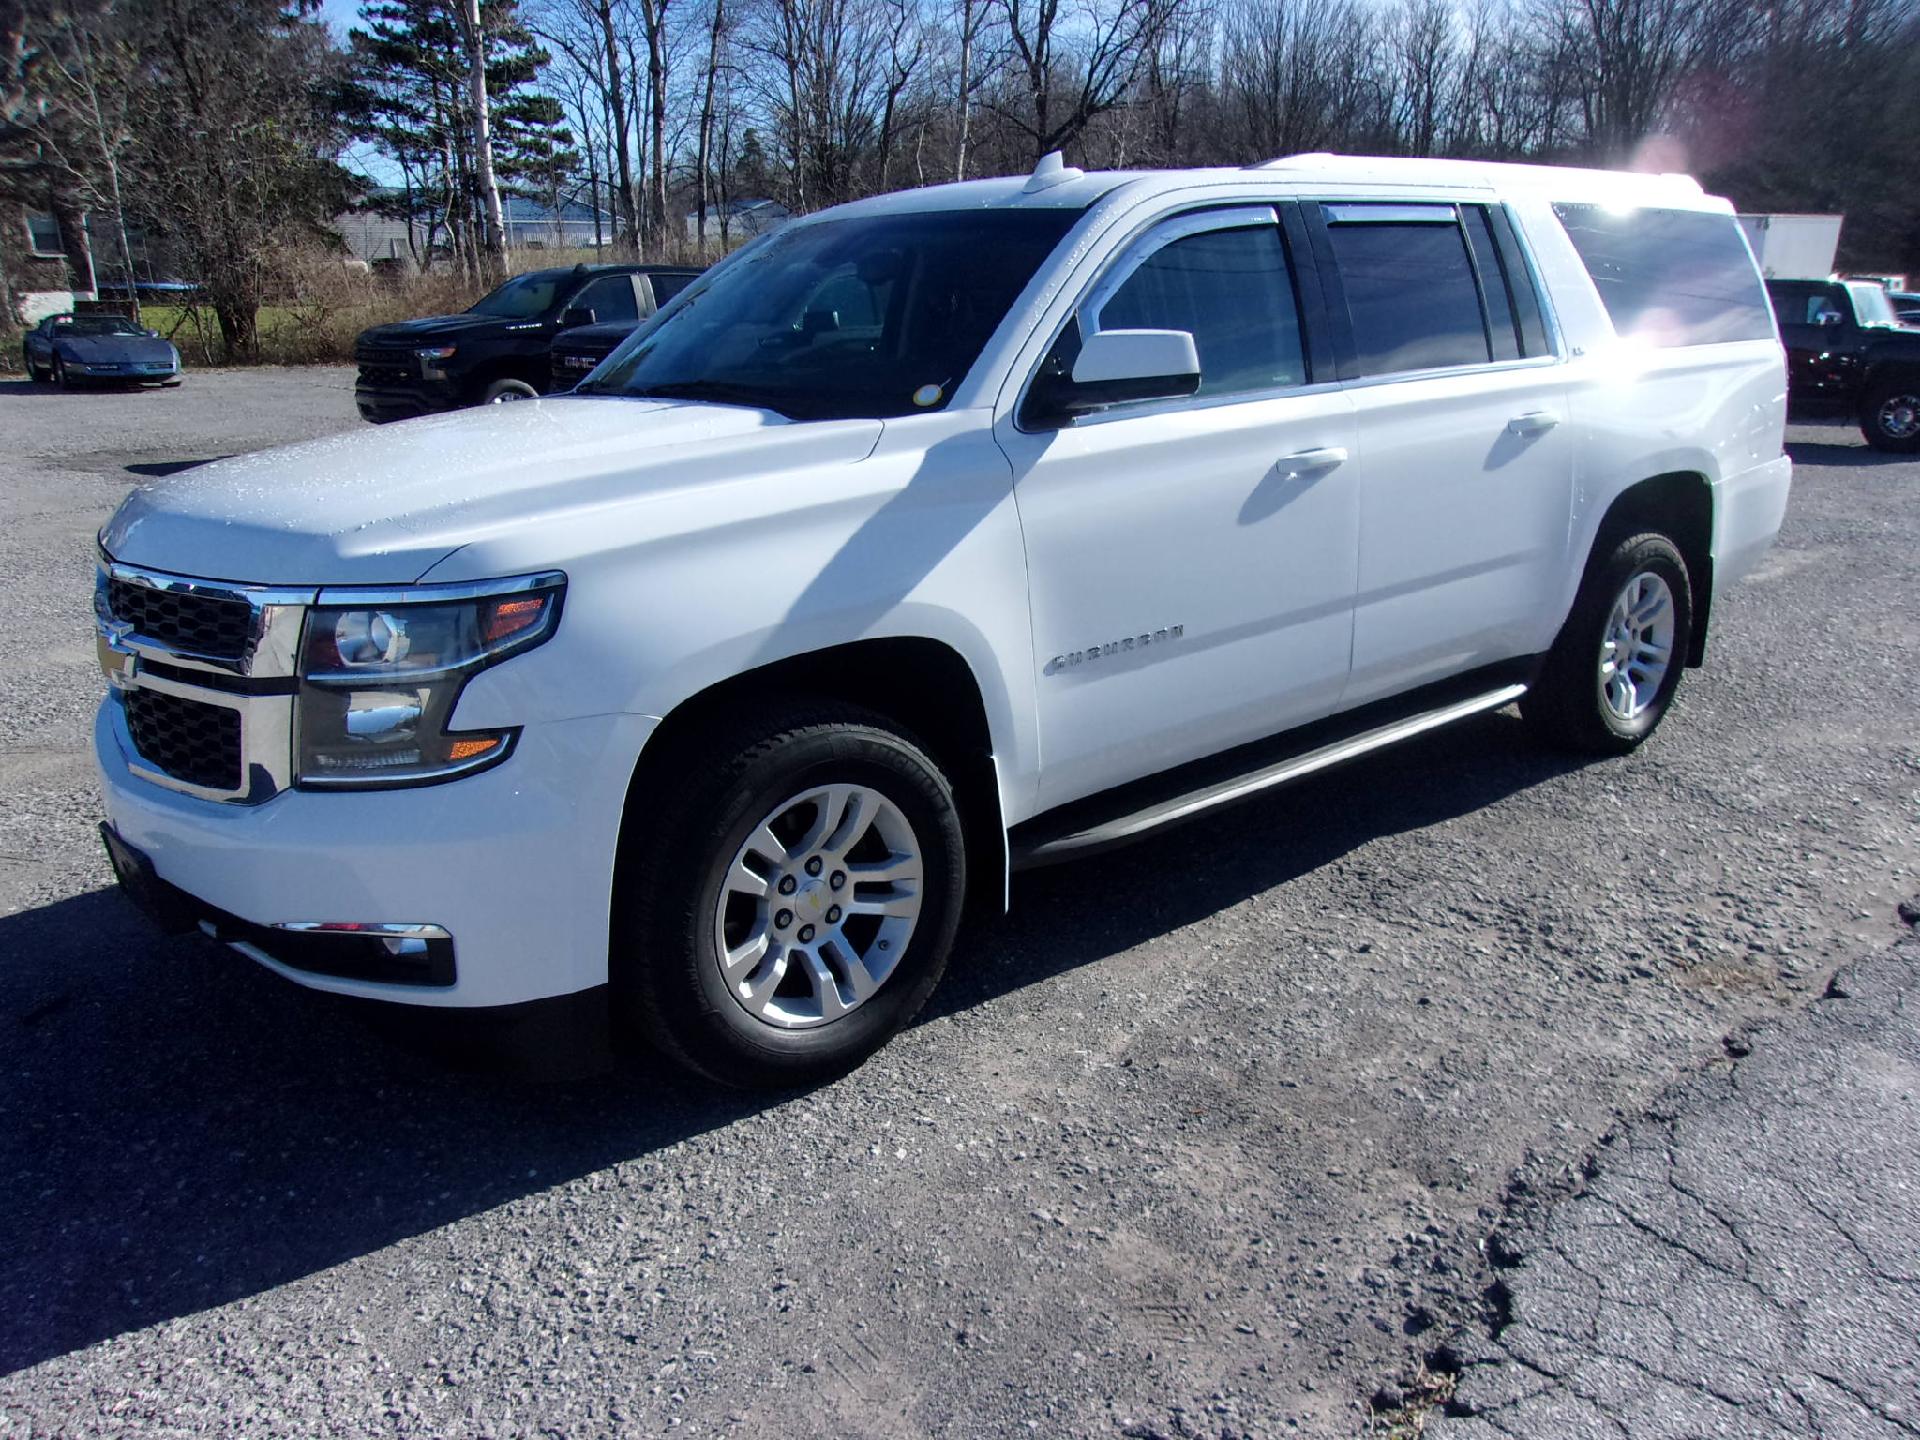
left=1861, top=382, right=1920, bottom=453
left=613, top=701, right=967, bottom=1090
left=23, top=349, right=48, bottom=382
left=1522, top=532, right=1693, bottom=756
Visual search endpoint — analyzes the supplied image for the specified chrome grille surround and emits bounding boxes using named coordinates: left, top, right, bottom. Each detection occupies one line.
left=96, top=556, right=316, bottom=805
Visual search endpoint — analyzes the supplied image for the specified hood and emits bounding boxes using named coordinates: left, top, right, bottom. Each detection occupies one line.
left=100, top=396, right=883, bottom=585
left=57, top=333, right=176, bottom=362
left=356, top=312, right=526, bottom=348
left=553, top=320, right=639, bottom=354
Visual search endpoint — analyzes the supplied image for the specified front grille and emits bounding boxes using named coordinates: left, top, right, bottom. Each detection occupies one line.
left=356, top=351, right=415, bottom=387
left=124, top=690, right=243, bottom=791
left=108, top=577, right=252, bottom=660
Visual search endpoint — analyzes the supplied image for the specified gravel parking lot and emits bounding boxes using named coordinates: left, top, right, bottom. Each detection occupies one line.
left=1, top=369, right=1916, bottom=1438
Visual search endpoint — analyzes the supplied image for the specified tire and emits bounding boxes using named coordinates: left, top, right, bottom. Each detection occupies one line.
left=1860, top=381, right=1920, bottom=453
left=51, top=355, right=70, bottom=388
left=23, top=349, right=47, bottom=383
left=1522, top=531, right=1693, bottom=756
left=614, top=701, right=968, bottom=1090
left=480, top=377, right=539, bottom=405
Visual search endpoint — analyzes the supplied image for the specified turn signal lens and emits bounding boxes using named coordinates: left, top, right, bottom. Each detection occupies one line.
left=483, top=596, right=548, bottom=644
left=446, top=737, right=501, bottom=762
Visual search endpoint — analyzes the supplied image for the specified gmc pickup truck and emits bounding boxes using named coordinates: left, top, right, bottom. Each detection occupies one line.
left=1764, top=277, right=1920, bottom=451
left=95, top=154, right=1791, bottom=1088
left=353, top=263, right=702, bottom=422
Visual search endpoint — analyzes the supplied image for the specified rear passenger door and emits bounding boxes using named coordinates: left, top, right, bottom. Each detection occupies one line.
left=1309, top=201, right=1573, bottom=703
left=571, top=272, right=643, bottom=327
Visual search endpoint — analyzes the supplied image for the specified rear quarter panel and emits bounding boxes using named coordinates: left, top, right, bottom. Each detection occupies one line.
left=1508, top=194, right=1788, bottom=635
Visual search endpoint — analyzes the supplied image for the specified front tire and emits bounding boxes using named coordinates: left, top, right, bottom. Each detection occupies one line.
left=51, top=355, right=70, bottom=388
left=1861, top=382, right=1920, bottom=453
left=614, top=702, right=967, bottom=1090
left=481, top=377, right=539, bottom=405
left=1523, top=532, right=1693, bottom=755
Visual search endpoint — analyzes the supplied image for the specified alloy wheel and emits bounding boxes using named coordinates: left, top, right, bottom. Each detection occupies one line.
left=1876, top=393, right=1920, bottom=441
left=712, top=783, right=923, bottom=1029
left=1598, top=571, right=1675, bottom=721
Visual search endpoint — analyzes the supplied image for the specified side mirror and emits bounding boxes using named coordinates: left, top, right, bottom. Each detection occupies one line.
left=1052, top=329, right=1201, bottom=418
left=561, top=307, right=596, bottom=328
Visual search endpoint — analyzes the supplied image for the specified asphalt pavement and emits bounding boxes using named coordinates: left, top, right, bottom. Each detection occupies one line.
left=1426, top=919, right=1920, bottom=1440
left=0, top=371, right=1915, bottom=1438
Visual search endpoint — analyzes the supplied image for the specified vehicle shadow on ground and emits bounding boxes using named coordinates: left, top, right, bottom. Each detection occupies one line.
left=0, top=710, right=1586, bottom=1375
left=1784, top=438, right=1901, bottom=469
left=0, top=379, right=49, bottom=396
left=124, top=457, right=233, bottom=478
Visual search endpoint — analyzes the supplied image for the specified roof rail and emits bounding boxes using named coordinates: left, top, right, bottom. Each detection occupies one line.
left=1248, top=151, right=1705, bottom=196
left=1023, top=151, right=1085, bottom=194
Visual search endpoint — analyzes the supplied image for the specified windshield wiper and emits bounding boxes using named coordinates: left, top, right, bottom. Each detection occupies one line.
left=605, top=378, right=798, bottom=416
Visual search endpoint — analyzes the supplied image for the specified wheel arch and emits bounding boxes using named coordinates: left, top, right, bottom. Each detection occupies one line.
left=619, top=636, right=1008, bottom=913
left=1860, top=356, right=1920, bottom=403
left=1584, top=471, right=1715, bottom=667
left=469, top=359, right=549, bottom=400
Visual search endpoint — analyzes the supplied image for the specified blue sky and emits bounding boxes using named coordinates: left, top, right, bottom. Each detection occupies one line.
left=318, top=0, right=359, bottom=40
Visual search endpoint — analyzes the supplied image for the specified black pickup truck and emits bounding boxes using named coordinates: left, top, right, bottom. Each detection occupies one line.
left=1764, top=278, right=1920, bottom=452
left=353, top=263, right=703, bottom=423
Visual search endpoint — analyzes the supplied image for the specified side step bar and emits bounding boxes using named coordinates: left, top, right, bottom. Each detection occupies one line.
left=1010, top=682, right=1528, bottom=869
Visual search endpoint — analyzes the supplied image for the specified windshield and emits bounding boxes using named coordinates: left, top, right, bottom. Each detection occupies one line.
left=54, top=316, right=146, bottom=336
left=1847, top=282, right=1899, bottom=328
left=582, top=209, right=1079, bottom=421
left=468, top=272, right=566, bottom=319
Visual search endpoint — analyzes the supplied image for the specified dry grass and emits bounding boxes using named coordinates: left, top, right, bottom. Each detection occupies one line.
left=140, top=238, right=724, bottom=367
left=1365, top=1364, right=1461, bottom=1438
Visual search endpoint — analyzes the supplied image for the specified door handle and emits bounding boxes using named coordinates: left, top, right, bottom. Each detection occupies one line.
left=1506, top=411, right=1560, bottom=436
left=1276, top=446, right=1348, bottom=477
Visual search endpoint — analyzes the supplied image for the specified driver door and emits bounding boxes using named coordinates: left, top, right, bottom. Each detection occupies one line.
left=996, top=206, right=1359, bottom=812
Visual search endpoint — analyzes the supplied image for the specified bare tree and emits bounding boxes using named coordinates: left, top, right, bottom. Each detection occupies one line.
left=989, top=0, right=1186, bottom=160
left=454, top=0, right=510, bottom=277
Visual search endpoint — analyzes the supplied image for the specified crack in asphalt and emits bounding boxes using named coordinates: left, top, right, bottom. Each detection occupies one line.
left=1426, top=926, right=1920, bottom=1439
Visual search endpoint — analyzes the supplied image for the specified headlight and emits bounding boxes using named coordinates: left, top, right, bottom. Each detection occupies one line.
left=295, top=572, right=564, bottom=788
left=415, top=345, right=457, bottom=361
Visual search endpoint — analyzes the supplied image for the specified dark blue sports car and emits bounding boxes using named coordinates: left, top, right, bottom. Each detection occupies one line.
left=21, top=313, right=182, bottom=387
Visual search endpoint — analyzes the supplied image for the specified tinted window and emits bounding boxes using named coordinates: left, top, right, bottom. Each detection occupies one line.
left=574, top=274, right=639, bottom=325
left=585, top=209, right=1076, bottom=421
left=1097, top=224, right=1306, bottom=397
left=53, top=316, right=146, bottom=336
left=651, top=272, right=696, bottom=305
left=468, top=271, right=565, bottom=319
left=1325, top=214, right=1491, bottom=374
left=1554, top=203, right=1773, bottom=347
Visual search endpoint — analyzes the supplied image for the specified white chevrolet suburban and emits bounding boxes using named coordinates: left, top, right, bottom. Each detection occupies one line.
left=94, top=154, right=1792, bottom=1087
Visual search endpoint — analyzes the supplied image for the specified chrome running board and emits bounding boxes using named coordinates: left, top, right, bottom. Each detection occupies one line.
left=1011, top=682, right=1528, bottom=868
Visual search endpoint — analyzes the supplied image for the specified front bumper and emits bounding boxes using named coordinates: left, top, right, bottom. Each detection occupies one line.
left=97, top=699, right=657, bottom=1008
left=65, top=360, right=179, bottom=383
left=353, top=374, right=464, bottom=423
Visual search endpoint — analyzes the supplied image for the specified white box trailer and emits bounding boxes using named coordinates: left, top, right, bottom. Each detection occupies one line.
left=1737, top=213, right=1843, bottom=279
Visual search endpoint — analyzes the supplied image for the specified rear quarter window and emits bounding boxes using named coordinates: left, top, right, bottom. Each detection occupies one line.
left=1554, top=203, right=1774, bottom=347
